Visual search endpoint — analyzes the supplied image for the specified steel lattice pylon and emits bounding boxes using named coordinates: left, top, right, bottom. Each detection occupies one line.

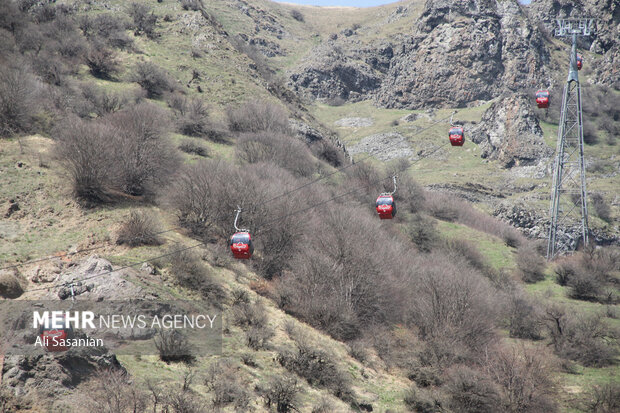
left=547, top=19, right=594, bottom=260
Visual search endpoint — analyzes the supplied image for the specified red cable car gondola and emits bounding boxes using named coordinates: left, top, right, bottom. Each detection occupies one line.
left=230, top=231, right=254, bottom=259
left=448, top=126, right=464, bottom=147
left=535, top=90, right=550, bottom=109
left=576, top=54, right=583, bottom=70
left=38, top=314, right=74, bottom=352
left=229, top=208, right=253, bottom=259
left=376, top=176, right=398, bottom=220
left=376, top=194, right=396, bottom=219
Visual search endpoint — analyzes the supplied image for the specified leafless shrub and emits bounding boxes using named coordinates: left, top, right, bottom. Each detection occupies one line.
left=390, top=170, right=425, bottom=214
left=277, top=340, right=353, bottom=401
left=348, top=340, right=369, bottom=363
left=236, top=132, right=315, bottom=177
left=507, top=290, right=543, bottom=340
left=311, top=139, right=344, bottom=167
left=406, top=213, right=439, bottom=252
left=515, top=243, right=546, bottom=283
left=544, top=305, right=617, bottom=367
left=168, top=248, right=226, bottom=303
left=154, top=329, right=194, bottom=363
left=161, top=387, right=206, bottom=413
left=116, top=210, right=163, bottom=247
left=89, top=368, right=147, bottom=413
left=278, top=207, right=402, bottom=340
left=232, top=300, right=269, bottom=329
left=85, top=43, right=120, bottom=79
left=441, top=238, right=491, bottom=276
left=589, top=382, right=620, bottom=413
left=290, top=9, right=304, bottom=22
left=0, top=65, right=35, bottom=136
left=592, top=193, right=612, bottom=223
left=408, top=365, right=443, bottom=388
left=106, top=103, right=180, bottom=197
left=240, top=352, right=257, bottom=367
left=446, top=365, right=501, bottom=413
left=425, top=191, right=459, bottom=222
left=403, top=387, right=438, bottom=413
left=486, top=345, right=557, bottom=413
left=312, top=397, right=336, bottom=413
left=226, top=99, right=290, bottom=134
left=128, top=2, right=157, bottom=38
left=261, top=375, right=300, bottom=413
left=53, top=116, right=116, bottom=204
left=178, top=139, right=209, bottom=157
left=425, top=192, right=524, bottom=245
left=246, top=324, right=275, bottom=350
left=408, top=254, right=498, bottom=367
left=167, top=94, right=210, bottom=137
left=81, top=84, right=130, bottom=116
left=180, top=0, right=202, bottom=11
left=32, top=50, right=67, bottom=85
left=204, top=359, right=251, bottom=409
left=131, top=61, right=176, bottom=98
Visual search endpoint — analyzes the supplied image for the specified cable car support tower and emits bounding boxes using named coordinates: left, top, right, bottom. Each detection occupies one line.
left=547, top=18, right=595, bottom=260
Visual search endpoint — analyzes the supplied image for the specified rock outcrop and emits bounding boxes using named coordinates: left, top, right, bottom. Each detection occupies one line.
left=470, top=93, right=552, bottom=167
left=376, top=0, right=549, bottom=109
left=529, top=0, right=619, bottom=88
left=288, top=0, right=551, bottom=109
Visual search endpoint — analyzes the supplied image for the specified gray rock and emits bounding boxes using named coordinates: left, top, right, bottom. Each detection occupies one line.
left=470, top=93, right=552, bottom=167
left=348, top=132, right=413, bottom=161
left=334, top=117, right=374, bottom=128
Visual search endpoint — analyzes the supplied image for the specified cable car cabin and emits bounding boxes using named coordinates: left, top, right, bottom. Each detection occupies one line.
left=576, top=54, right=583, bottom=70
left=376, top=194, right=396, bottom=219
left=230, top=231, right=254, bottom=259
left=38, top=315, right=73, bottom=352
left=448, top=127, right=465, bottom=147
left=536, top=90, right=550, bottom=109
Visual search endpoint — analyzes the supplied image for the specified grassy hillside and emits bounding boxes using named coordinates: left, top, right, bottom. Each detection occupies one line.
left=0, top=1, right=618, bottom=412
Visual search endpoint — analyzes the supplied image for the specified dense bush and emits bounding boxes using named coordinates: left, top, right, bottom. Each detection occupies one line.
left=516, top=243, right=547, bottom=283
left=226, top=99, right=290, bottom=134
left=447, top=365, right=500, bottom=413
left=128, top=2, right=157, bottom=38
left=277, top=340, right=352, bottom=401
left=507, top=291, right=543, bottom=340
left=409, top=254, right=498, bottom=367
left=290, top=9, right=304, bottom=22
left=116, top=210, right=163, bottom=247
left=178, top=139, right=209, bottom=157
left=487, top=345, right=557, bottom=412
left=0, top=65, right=35, bottom=136
left=168, top=248, right=226, bottom=304
left=131, top=61, right=176, bottom=98
left=261, top=375, right=300, bottom=413
left=180, top=0, right=202, bottom=11
left=406, top=213, right=439, bottom=252
left=589, top=382, right=620, bottom=413
left=85, top=43, right=120, bottom=79
left=553, top=248, right=619, bottom=303
left=591, top=193, right=612, bottom=223
left=235, top=132, right=315, bottom=177
left=81, top=84, right=133, bottom=116
left=154, top=329, right=194, bottom=363
left=311, top=139, right=345, bottom=167
left=544, top=305, right=618, bottom=367
left=204, top=359, right=251, bottom=409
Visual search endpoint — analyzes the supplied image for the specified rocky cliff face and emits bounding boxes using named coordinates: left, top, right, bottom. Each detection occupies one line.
left=470, top=93, right=552, bottom=167
left=376, top=0, right=549, bottom=109
left=288, top=0, right=551, bottom=109
left=529, top=0, right=619, bottom=88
